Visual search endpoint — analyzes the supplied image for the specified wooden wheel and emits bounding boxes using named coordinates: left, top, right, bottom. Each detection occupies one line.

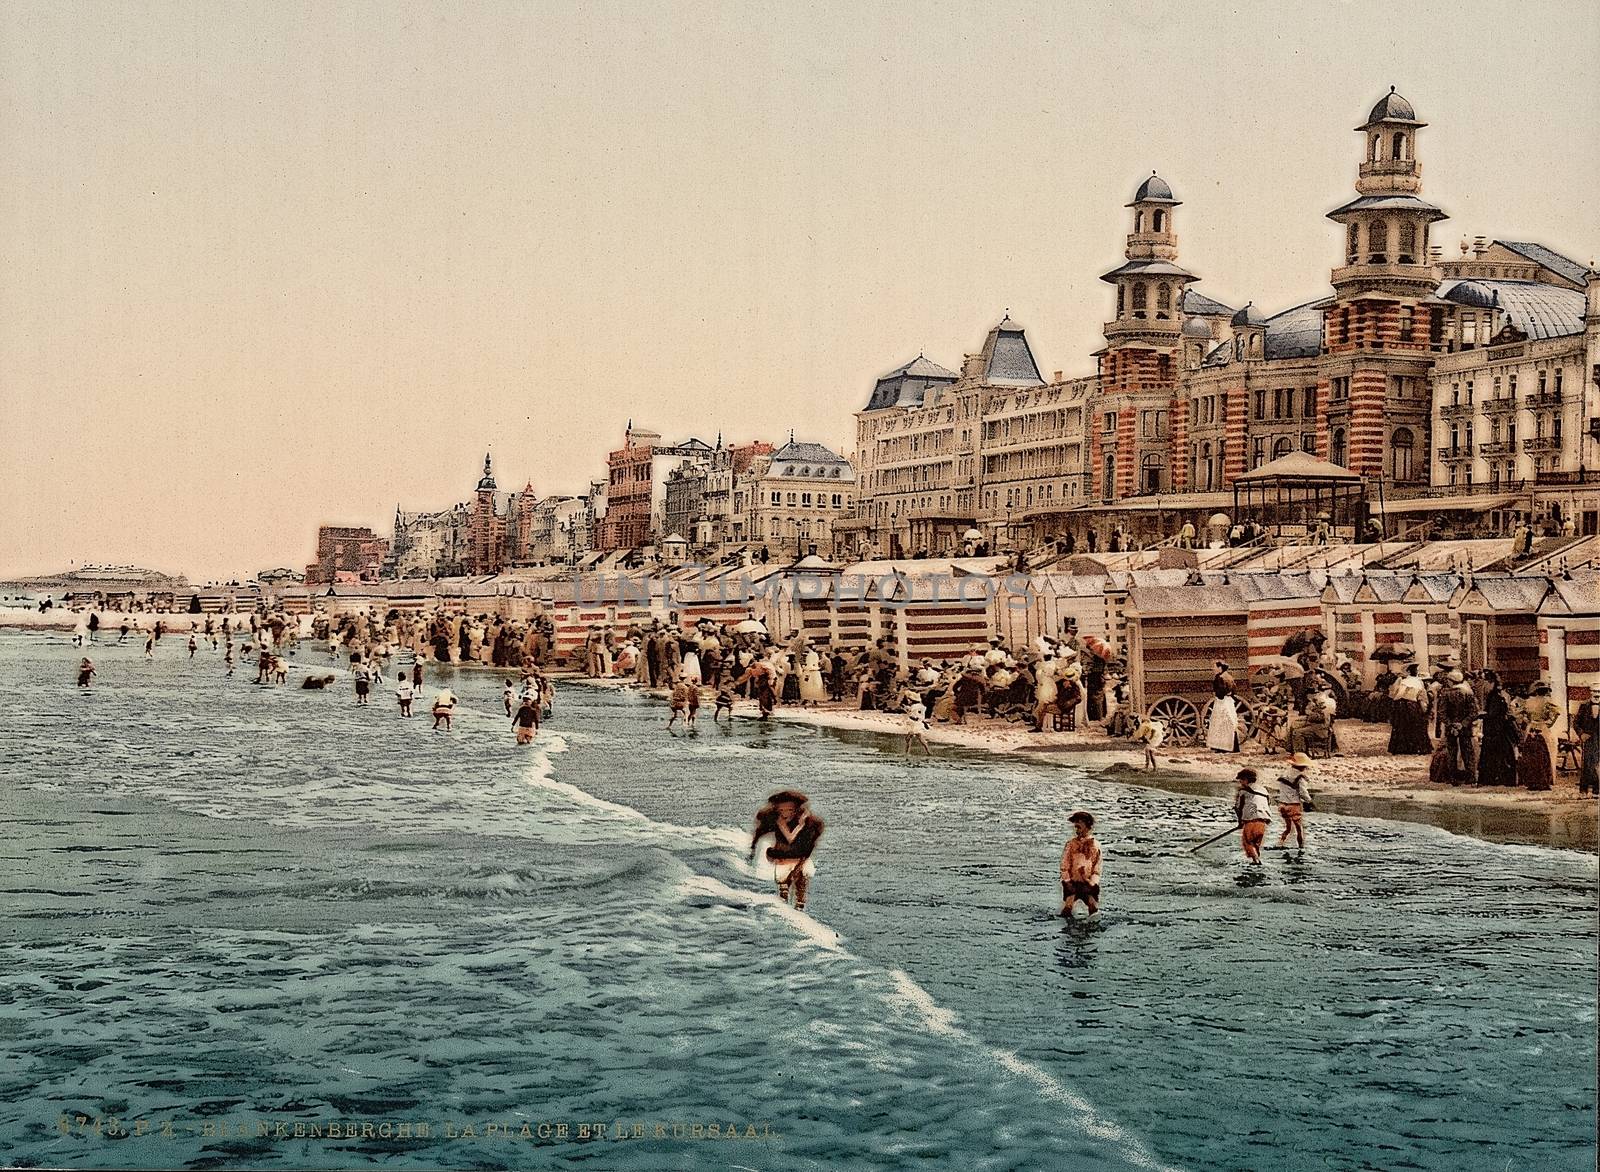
left=1201, top=696, right=1256, bottom=746
left=1148, top=695, right=1200, bottom=745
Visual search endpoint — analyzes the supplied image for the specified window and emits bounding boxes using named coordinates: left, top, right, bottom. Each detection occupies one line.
left=1392, top=131, right=1406, bottom=160
left=801, top=493, right=812, bottom=506
left=1117, top=285, right=1124, bottom=316
left=1398, top=305, right=1414, bottom=341
left=1199, top=441, right=1214, bottom=491
left=1141, top=453, right=1163, bottom=493
left=1254, top=390, right=1266, bottom=420
left=1391, top=427, right=1415, bottom=481
left=1132, top=283, right=1147, bottom=313
left=1331, top=428, right=1347, bottom=466
left=1555, top=369, right=1564, bottom=396
left=1153, top=210, right=1166, bottom=233
left=1369, top=219, right=1389, bottom=263
left=770, top=492, right=781, bottom=505
left=1346, top=223, right=1359, bottom=264
left=831, top=494, right=841, bottom=507
left=1273, top=436, right=1293, bottom=460
left=1305, top=387, right=1318, bottom=417
left=1157, top=283, right=1171, bottom=314
left=1252, top=437, right=1266, bottom=468
left=1301, top=433, right=1316, bottom=454
left=786, top=492, right=797, bottom=506
left=1397, top=222, right=1416, bottom=264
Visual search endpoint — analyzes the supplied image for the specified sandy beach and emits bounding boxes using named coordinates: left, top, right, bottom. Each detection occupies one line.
left=578, top=676, right=1600, bottom=851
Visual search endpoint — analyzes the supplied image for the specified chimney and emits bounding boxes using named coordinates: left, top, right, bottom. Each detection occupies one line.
left=1053, top=370, right=1063, bottom=383
left=1473, top=235, right=1489, bottom=257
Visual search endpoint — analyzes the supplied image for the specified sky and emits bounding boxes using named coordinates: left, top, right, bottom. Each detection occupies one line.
left=1, top=0, right=1596, bottom=580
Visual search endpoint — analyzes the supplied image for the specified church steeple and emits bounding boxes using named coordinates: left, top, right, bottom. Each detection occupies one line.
left=476, top=452, right=497, bottom=492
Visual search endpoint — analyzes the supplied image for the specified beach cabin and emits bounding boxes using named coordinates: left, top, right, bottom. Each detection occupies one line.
left=1454, top=576, right=1550, bottom=687
left=1124, top=582, right=1251, bottom=744
left=1537, top=576, right=1600, bottom=737
left=1235, top=572, right=1328, bottom=675
left=992, top=573, right=1117, bottom=653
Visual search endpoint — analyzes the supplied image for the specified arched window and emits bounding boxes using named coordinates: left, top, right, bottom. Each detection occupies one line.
left=1397, top=221, right=1417, bottom=264
left=1132, top=283, right=1147, bottom=313
left=1369, top=219, right=1389, bottom=263
left=1273, top=436, right=1293, bottom=460
left=1391, top=427, right=1414, bottom=481
left=1117, top=285, right=1125, bottom=315
left=1141, top=452, right=1163, bottom=493
left=1156, top=283, right=1171, bottom=314
left=1369, top=133, right=1379, bottom=162
left=1392, top=131, right=1406, bottom=160
left=1153, top=209, right=1166, bottom=232
left=1347, top=222, right=1359, bottom=264
left=1331, top=428, right=1347, bottom=467
left=1200, top=441, right=1214, bottom=491
left=1134, top=211, right=1144, bottom=233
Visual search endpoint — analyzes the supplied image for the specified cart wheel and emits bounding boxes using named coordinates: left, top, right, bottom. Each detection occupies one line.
left=1232, top=697, right=1257, bottom=742
left=1149, top=695, right=1200, bottom=745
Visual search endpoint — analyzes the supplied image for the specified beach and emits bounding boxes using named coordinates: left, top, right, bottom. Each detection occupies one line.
left=583, top=677, right=1600, bottom=852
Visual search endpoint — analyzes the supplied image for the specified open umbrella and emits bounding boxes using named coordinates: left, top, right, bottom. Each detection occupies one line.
left=1371, top=644, right=1414, bottom=662
left=1254, top=654, right=1306, bottom=679
left=1082, top=634, right=1118, bottom=661
left=733, top=618, right=767, bottom=634
left=962, top=528, right=983, bottom=541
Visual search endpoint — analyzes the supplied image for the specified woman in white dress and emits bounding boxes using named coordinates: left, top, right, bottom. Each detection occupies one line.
left=680, top=644, right=703, bottom=684
left=798, top=646, right=826, bottom=706
left=1205, top=660, right=1240, bottom=753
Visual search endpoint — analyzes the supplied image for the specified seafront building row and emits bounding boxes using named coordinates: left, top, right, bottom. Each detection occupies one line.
left=305, top=87, right=1599, bottom=586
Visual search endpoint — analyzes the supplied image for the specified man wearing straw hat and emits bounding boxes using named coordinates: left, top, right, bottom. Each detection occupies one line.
left=1275, top=753, right=1315, bottom=850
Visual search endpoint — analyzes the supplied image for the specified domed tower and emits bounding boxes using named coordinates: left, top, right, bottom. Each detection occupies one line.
left=1327, top=87, right=1447, bottom=299
left=1320, top=88, right=1446, bottom=483
left=1097, top=172, right=1196, bottom=500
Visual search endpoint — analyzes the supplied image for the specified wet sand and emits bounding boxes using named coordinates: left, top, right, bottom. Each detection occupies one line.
left=578, top=677, right=1600, bottom=853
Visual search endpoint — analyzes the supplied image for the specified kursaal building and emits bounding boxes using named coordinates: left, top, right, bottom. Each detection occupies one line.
left=845, top=88, right=1600, bottom=560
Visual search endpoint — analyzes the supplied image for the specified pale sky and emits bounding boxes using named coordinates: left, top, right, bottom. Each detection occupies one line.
left=2, top=0, right=1596, bottom=579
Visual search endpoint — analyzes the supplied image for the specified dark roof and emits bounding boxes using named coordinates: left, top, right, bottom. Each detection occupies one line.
left=983, top=317, right=1044, bottom=385
left=1264, top=299, right=1331, bottom=360
left=1129, top=171, right=1179, bottom=206
left=1099, top=258, right=1197, bottom=284
left=771, top=440, right=850, bottom=466
left=1326, top=193, right=1447, bottom=223
left=1181, top=315, right=1214, bottom=339
left=1494, top=241, right=1590, bottom=289
left=1436, top=279, right=1586, bottom=341
left=1360, top=87, right=1423, bottom=129
left=864, top=354, right=957, bottom=412
left=1181, top=287, right=1233, bottom=316
left=1202, top=298, right=1330, bottom=367
left=1231, top=302, right=1267, bottom=328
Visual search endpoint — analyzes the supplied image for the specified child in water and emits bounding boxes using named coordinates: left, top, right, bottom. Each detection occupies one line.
left=1059, top=811, right=1102, bottom=918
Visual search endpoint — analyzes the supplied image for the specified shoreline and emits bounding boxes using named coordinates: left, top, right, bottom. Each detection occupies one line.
left=574, top=676, right=1600, bottom=854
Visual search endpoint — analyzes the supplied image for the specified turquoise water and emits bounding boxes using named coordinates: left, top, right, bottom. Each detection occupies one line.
left=0, top=631, right=1594, bottom=1171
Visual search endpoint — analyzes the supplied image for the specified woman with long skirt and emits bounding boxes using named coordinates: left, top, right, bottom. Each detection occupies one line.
left=1476, top=671, right=1520, bottom=786
left=1386, top=665, right=1433, bottom=755
left=1516, top=683, right=1560, bottom=791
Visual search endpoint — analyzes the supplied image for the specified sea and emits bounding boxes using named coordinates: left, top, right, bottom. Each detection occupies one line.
left=0, top=630, right=1595, bottom=1171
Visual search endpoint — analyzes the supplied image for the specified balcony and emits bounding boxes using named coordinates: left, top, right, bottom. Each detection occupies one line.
left=1439, top=402, right=1475, bottom=421
left=1477, top=440, right=1514, bottom=457
left=1522, top=436, right=1562, bottom=455
left=1437, top=447, right=1472, bottom=464
left=1479, top=397, right=1517, bottom=417
left=1529, top=389, right=1563, bottom=409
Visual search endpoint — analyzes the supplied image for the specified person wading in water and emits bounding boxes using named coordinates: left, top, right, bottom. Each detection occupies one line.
left=749, top=791, right=824, bottom=910
left=1059, top=811, right=1102, bottom=918
left=1234, top=768, right=1272, bottom=865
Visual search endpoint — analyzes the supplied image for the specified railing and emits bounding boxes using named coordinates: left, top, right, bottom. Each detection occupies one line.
left=1530, top=390, right=1563, bottom=409
left=1522, top=436, right=1562, bottom=454
left=1436, top=447, right=1471, bottom=462
left=1479, top=397, right=1517, bottom=416
left=1439, top=402, right=1475, bottom=420
left=1478, top=440, right=1514, bottom=457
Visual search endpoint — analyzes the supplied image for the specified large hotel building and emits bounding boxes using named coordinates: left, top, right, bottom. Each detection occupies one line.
left=841, top=88, right=1599, bottom=559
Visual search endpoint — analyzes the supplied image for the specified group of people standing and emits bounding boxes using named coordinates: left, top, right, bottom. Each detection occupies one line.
left=1377, top=658, right=1565, bottom=790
